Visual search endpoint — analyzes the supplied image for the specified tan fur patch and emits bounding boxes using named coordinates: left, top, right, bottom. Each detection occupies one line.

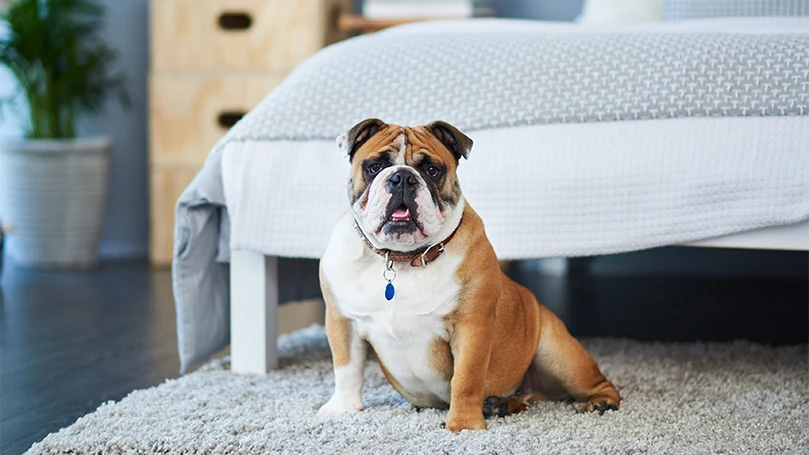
left=428, top=337, right=454, bottom=382
left=444, top=204, right=619, bottom=420
left=446, top=204, right=541, bottom=399
left=319, top=265, right=352, bottom=368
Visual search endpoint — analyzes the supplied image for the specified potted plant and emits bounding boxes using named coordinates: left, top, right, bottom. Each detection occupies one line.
left=0, top=0, right=128, bottom=268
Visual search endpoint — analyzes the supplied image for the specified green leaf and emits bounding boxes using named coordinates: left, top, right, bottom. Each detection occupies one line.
left=0, top=0, right=129, bottom=139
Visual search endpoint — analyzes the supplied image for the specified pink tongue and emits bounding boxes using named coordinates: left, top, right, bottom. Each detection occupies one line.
left=391, top=207, right=410, bottom=220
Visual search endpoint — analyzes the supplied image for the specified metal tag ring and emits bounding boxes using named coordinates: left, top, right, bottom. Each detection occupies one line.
left=383, top=268, right=396, bottom=282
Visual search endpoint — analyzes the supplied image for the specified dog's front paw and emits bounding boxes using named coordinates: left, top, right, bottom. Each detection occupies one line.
left=317, top=394, right=363, bottom=416
left=443, top=413, right=487, bottom=433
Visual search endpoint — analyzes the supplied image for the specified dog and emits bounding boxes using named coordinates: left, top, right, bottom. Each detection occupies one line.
left=318, top=119, right=620, bottom=433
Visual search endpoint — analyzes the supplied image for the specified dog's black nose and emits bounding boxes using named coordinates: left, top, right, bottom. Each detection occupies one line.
left=389, top=171, right=417, bottom=189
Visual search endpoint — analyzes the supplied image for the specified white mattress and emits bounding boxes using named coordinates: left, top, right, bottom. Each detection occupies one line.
left=222, top=116, right=809, bottom=259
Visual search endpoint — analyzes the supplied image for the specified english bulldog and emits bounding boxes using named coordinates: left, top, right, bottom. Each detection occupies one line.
left=318, top=119, right=620, bottom=432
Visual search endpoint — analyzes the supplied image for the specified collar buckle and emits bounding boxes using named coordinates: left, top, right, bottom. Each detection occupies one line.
left=420, top=242, right=445, bottom=267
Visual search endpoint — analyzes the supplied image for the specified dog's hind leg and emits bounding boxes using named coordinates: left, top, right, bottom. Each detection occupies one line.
left=526, top=304, right=621, bottom=414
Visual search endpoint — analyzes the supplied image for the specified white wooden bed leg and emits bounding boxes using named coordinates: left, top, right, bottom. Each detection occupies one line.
left=230, top=250, right=278, bottom=373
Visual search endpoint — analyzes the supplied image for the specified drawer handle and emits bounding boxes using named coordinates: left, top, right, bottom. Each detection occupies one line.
left=218, top=12, right=252, bottom=31
left=217, top=112, right=246, bottom=128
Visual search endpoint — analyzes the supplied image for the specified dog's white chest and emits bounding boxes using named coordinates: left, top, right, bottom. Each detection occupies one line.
left=322, top=214, right=464, bottom=405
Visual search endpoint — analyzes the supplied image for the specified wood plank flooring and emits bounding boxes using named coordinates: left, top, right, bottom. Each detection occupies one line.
left=1, top=263, right=178, bottom=455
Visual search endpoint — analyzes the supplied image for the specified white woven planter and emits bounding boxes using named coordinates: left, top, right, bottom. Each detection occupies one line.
left=0, top=138, right=111, bottom=269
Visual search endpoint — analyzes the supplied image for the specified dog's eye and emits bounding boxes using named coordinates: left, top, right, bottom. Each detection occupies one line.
left=427, top=166, right=441, bottom=178
left=367, top=163, right=382, bottom=175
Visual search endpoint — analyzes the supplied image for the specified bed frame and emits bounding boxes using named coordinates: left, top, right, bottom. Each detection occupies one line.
left=228, top=220, right=809, bottom=373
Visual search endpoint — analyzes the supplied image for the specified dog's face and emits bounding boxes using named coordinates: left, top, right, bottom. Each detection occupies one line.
left=339, top=119, right=472, bottom=251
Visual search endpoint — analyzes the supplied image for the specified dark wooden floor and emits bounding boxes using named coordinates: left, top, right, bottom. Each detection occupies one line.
left=1, top=251, right=807, bottom=455
left=1, top=262, right=179, bottom=455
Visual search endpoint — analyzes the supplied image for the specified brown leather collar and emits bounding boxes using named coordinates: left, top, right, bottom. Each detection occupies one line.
left=353, top=218, right=461, bottom=268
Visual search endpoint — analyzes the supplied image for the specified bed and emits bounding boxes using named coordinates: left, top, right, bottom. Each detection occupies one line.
left=172, top=17, right=809, bottom=374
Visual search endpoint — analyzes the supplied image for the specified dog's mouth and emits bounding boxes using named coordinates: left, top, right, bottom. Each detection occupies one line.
left=381, top=203, right=420, bottom=235
left=390, top=205, right=411, bottom=222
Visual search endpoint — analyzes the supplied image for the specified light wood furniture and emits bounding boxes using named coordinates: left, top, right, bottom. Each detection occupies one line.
left=337, top=12, right=449, bottom=33
left=148, top=0, right=349, bottom=265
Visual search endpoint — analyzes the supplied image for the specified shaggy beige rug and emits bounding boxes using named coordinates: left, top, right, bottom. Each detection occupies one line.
left=27, top=326, right=809, bottom=455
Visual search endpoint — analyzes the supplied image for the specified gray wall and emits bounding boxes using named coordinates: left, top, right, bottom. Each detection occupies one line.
left=493, top=0, right=584, bottom=21
left=79, top=0, right=150, bottom=259
left=1, top=1, right=151, bottom=259
left=353, top=0, right=586, bottom=20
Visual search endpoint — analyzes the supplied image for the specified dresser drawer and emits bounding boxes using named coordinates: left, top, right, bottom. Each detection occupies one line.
left=151, top=0, right=334, bottom=72
left=149, top=73, right=283, bottom=168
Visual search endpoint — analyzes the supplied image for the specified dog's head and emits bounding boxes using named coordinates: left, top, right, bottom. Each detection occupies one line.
left=339, top=118, right=472, bottom=251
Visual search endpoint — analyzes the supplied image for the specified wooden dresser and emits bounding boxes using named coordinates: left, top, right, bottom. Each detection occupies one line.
left=148, top=0, right=349, bottom=265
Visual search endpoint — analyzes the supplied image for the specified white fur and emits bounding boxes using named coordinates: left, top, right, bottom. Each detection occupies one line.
left=577, top=0, right=665, bottom=24
left=321, top=198, right=466, bottom=408
left=393, top=133, right=406, bottom=165
left=317, top=331, right=367, bottom=415
left=336, top=133, right=350, bottom=157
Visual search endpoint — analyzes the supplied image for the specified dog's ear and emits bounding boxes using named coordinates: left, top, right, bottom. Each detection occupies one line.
left=426, top=121, right=473, bottom=162
left=337, top=118, right=386, bottom=161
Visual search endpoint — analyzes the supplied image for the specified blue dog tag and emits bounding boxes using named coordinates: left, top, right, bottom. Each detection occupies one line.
left=385, top=282, right=395, bottom=301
